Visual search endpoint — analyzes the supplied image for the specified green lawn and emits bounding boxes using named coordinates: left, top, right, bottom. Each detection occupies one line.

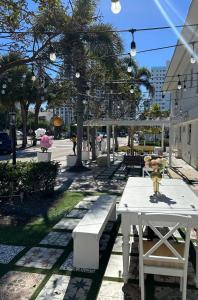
left=0, top=191, right=84, bottom=246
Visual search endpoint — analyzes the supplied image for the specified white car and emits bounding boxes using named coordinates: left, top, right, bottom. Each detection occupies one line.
left=16, top=130, right=23, bottom=138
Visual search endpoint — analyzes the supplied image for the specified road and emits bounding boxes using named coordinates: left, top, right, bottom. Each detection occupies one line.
left=0, top=137, right=129, bottom=165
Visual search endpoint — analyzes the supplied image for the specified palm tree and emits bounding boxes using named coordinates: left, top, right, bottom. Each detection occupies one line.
left=59, top=1, right=123, bottom=168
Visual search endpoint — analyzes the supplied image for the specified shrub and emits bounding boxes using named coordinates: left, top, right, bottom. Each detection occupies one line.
left=0, top=161, right=59, bottom=197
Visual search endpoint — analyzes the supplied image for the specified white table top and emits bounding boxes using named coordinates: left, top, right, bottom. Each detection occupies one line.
left=118, top=178, right=198, bottom=216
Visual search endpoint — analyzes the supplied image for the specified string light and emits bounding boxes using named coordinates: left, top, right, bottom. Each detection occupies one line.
left=130, top=30, right=136, bottom=57
left=111, top=0, right=121, bottom=14
left=31, top=65, right=36, bottom=82
left=183, top=80, right=187, bottom=91
left=190, top=42, right=196, bottom=64
left=1, top=90, right=5, bottom=94
left=75, top=70, right=80, bottom=78
left=130, top=85, right=134, bottom=94
left=8, top=77, right=12, bottom=82
left=2, top=83, right=7, bottom=89
left=49, top=44, right=56, bottom=62
left=127, top=54, right=132, bottom=73
left=177, top=75, right=182, bottom=90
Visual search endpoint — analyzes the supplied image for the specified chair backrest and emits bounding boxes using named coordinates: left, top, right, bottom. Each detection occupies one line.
left=123, top=155, right=144, bottom=167
left=138, top=213, right=192, bottom=267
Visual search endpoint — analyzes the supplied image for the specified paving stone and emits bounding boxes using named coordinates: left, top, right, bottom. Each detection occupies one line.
left=39, top=232, right=72, bottom=247
left=65, top=209, right=87, bottom=218
left=97, top=281, right=140, bottom=300
left=74, top=201, right=94, bottom=210
left=0, top=271, right=45, bottom=300
left=100, top=234, right=111, bottom=251
left=0, top=244, right=25, bottom=264
left=104, top=254, right=123, bottom=279
left=104, top=254, right=139, bottom=280
left=97, top=281, right=126, bottom=300
left=155, top=286, right=198, bottom=300
left=112, top=236, right=134, bottom=253
left=53, top=218, right=80, bottom=230
left=16, top=247, right=64, bottom=269
left=36, top=274, right=92, bottom=300
left=60, top=252, right=96, bottom=273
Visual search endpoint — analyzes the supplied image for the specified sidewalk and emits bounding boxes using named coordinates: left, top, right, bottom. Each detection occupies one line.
left=168, top=156, right=198, bottom=194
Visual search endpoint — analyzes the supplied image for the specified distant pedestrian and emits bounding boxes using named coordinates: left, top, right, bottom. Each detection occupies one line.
left=71, top=134, right=77, bottom=155
left=96, top=134, right=101, bottom=150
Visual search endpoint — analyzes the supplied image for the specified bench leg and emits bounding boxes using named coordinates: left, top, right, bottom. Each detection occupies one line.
left=73, top=234, right=99, bottom=269
left=109, top=204, right=116, bottom=222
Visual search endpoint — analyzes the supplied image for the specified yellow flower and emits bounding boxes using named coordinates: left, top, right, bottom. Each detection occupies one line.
left=144, top=156, right=151, bottom=162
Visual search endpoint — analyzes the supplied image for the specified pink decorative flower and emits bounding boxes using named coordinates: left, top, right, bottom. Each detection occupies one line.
left=40, top=135, right=53, bottom=152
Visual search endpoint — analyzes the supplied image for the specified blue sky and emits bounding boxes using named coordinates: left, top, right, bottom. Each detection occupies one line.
left=97, top=0, right=191, bottom=69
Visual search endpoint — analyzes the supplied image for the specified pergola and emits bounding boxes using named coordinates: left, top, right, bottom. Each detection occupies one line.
left=84, top=118, right=172, bottom=167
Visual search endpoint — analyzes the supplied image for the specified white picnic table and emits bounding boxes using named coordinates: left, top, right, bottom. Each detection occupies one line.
left=117, top=177, right=198, bottom=285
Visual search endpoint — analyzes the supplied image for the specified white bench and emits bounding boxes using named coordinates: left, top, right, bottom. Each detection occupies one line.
left=72, top=195, right=116, bottom=269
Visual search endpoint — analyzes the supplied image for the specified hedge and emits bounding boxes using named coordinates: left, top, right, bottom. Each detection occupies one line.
left=0, top=161, right=59, bottom=197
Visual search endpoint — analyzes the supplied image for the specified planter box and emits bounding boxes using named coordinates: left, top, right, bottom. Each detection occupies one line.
left=67, top=155, right=77, bottom=167
left=82, top=151, right=90, bottom=161
left=37, top=152, right=51, bottom=162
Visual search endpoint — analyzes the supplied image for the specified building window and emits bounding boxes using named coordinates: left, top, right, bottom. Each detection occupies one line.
left=187, top=124, right=192, bottom=145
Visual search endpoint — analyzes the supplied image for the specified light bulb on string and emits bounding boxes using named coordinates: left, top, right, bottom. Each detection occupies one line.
left=75, top=71, right=80, bottom=78
left=49, top=45, right=56, bottom=62
left=130, top=30, right=136, bottom=57
left=177, top=75, right=182, bottom=90
left=111, top=0, right=121, bottom=14
left=8, top=77, right=12, bottom=83
left=31, top=65, right=36, bottom=82
left=1, top=90, right=5, bottom=94
left=127, top=55, right=132, bottom=73
left=190, top=42, right=196, bottom=64
left=184, top=81, right=187, bottom=92
left=2, top=83, right=7, bottom=89
left=130, top=85, right=134, bottom=94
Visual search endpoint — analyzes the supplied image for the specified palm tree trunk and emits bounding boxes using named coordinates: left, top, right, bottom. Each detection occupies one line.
left=91, top=127, right=96, bottom=161
left=75, top=95, right=84, bottom=167
left=20, top=102, right=28, bottom=148
left=34, top=102, right=40, bottom=130
left=114, top=126, right=119, bottom=151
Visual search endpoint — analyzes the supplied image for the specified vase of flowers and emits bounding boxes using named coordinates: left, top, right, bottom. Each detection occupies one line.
left=37, top=134, right=53, bottom=162
left=144, top=156, right=167, bottom=194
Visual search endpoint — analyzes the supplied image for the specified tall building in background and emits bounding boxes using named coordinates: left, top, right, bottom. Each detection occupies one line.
left=150, top=62, right=171, bottom=111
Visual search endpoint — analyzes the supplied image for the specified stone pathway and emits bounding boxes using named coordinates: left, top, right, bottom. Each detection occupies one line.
left=0, top=194, right=198, bottom=299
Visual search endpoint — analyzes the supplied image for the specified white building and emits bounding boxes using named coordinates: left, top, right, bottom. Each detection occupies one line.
left=38, top=110, right=53, bottom=122
left=163, top=0, right=198, bottom=169
left=151, top=62, right=171, bottom=111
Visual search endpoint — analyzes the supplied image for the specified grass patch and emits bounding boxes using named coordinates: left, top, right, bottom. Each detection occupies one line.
left=0, top=191, right=84, bottom=246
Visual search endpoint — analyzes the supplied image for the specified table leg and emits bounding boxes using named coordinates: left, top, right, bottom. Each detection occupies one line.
left=122, top=224, right=131, bottom=283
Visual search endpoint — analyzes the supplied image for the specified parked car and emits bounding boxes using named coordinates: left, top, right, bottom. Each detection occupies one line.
left=16, top=130, right=23, bottom=138
left=0, top=132, right=12, bottom=154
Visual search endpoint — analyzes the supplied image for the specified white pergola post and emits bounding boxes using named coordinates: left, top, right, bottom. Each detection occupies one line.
left=169, top=122, right=172, bottom=167
left=161, top=123, right=164, bottom=151
left=107, top=125, right=110, bottom=167
left=112, top=125, right=115, bottom=162
left=87, top=126, right=90, bottom=151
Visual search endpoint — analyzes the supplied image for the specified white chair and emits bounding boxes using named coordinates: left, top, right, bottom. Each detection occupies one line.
left=138, top=213, right=192, bottom=300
